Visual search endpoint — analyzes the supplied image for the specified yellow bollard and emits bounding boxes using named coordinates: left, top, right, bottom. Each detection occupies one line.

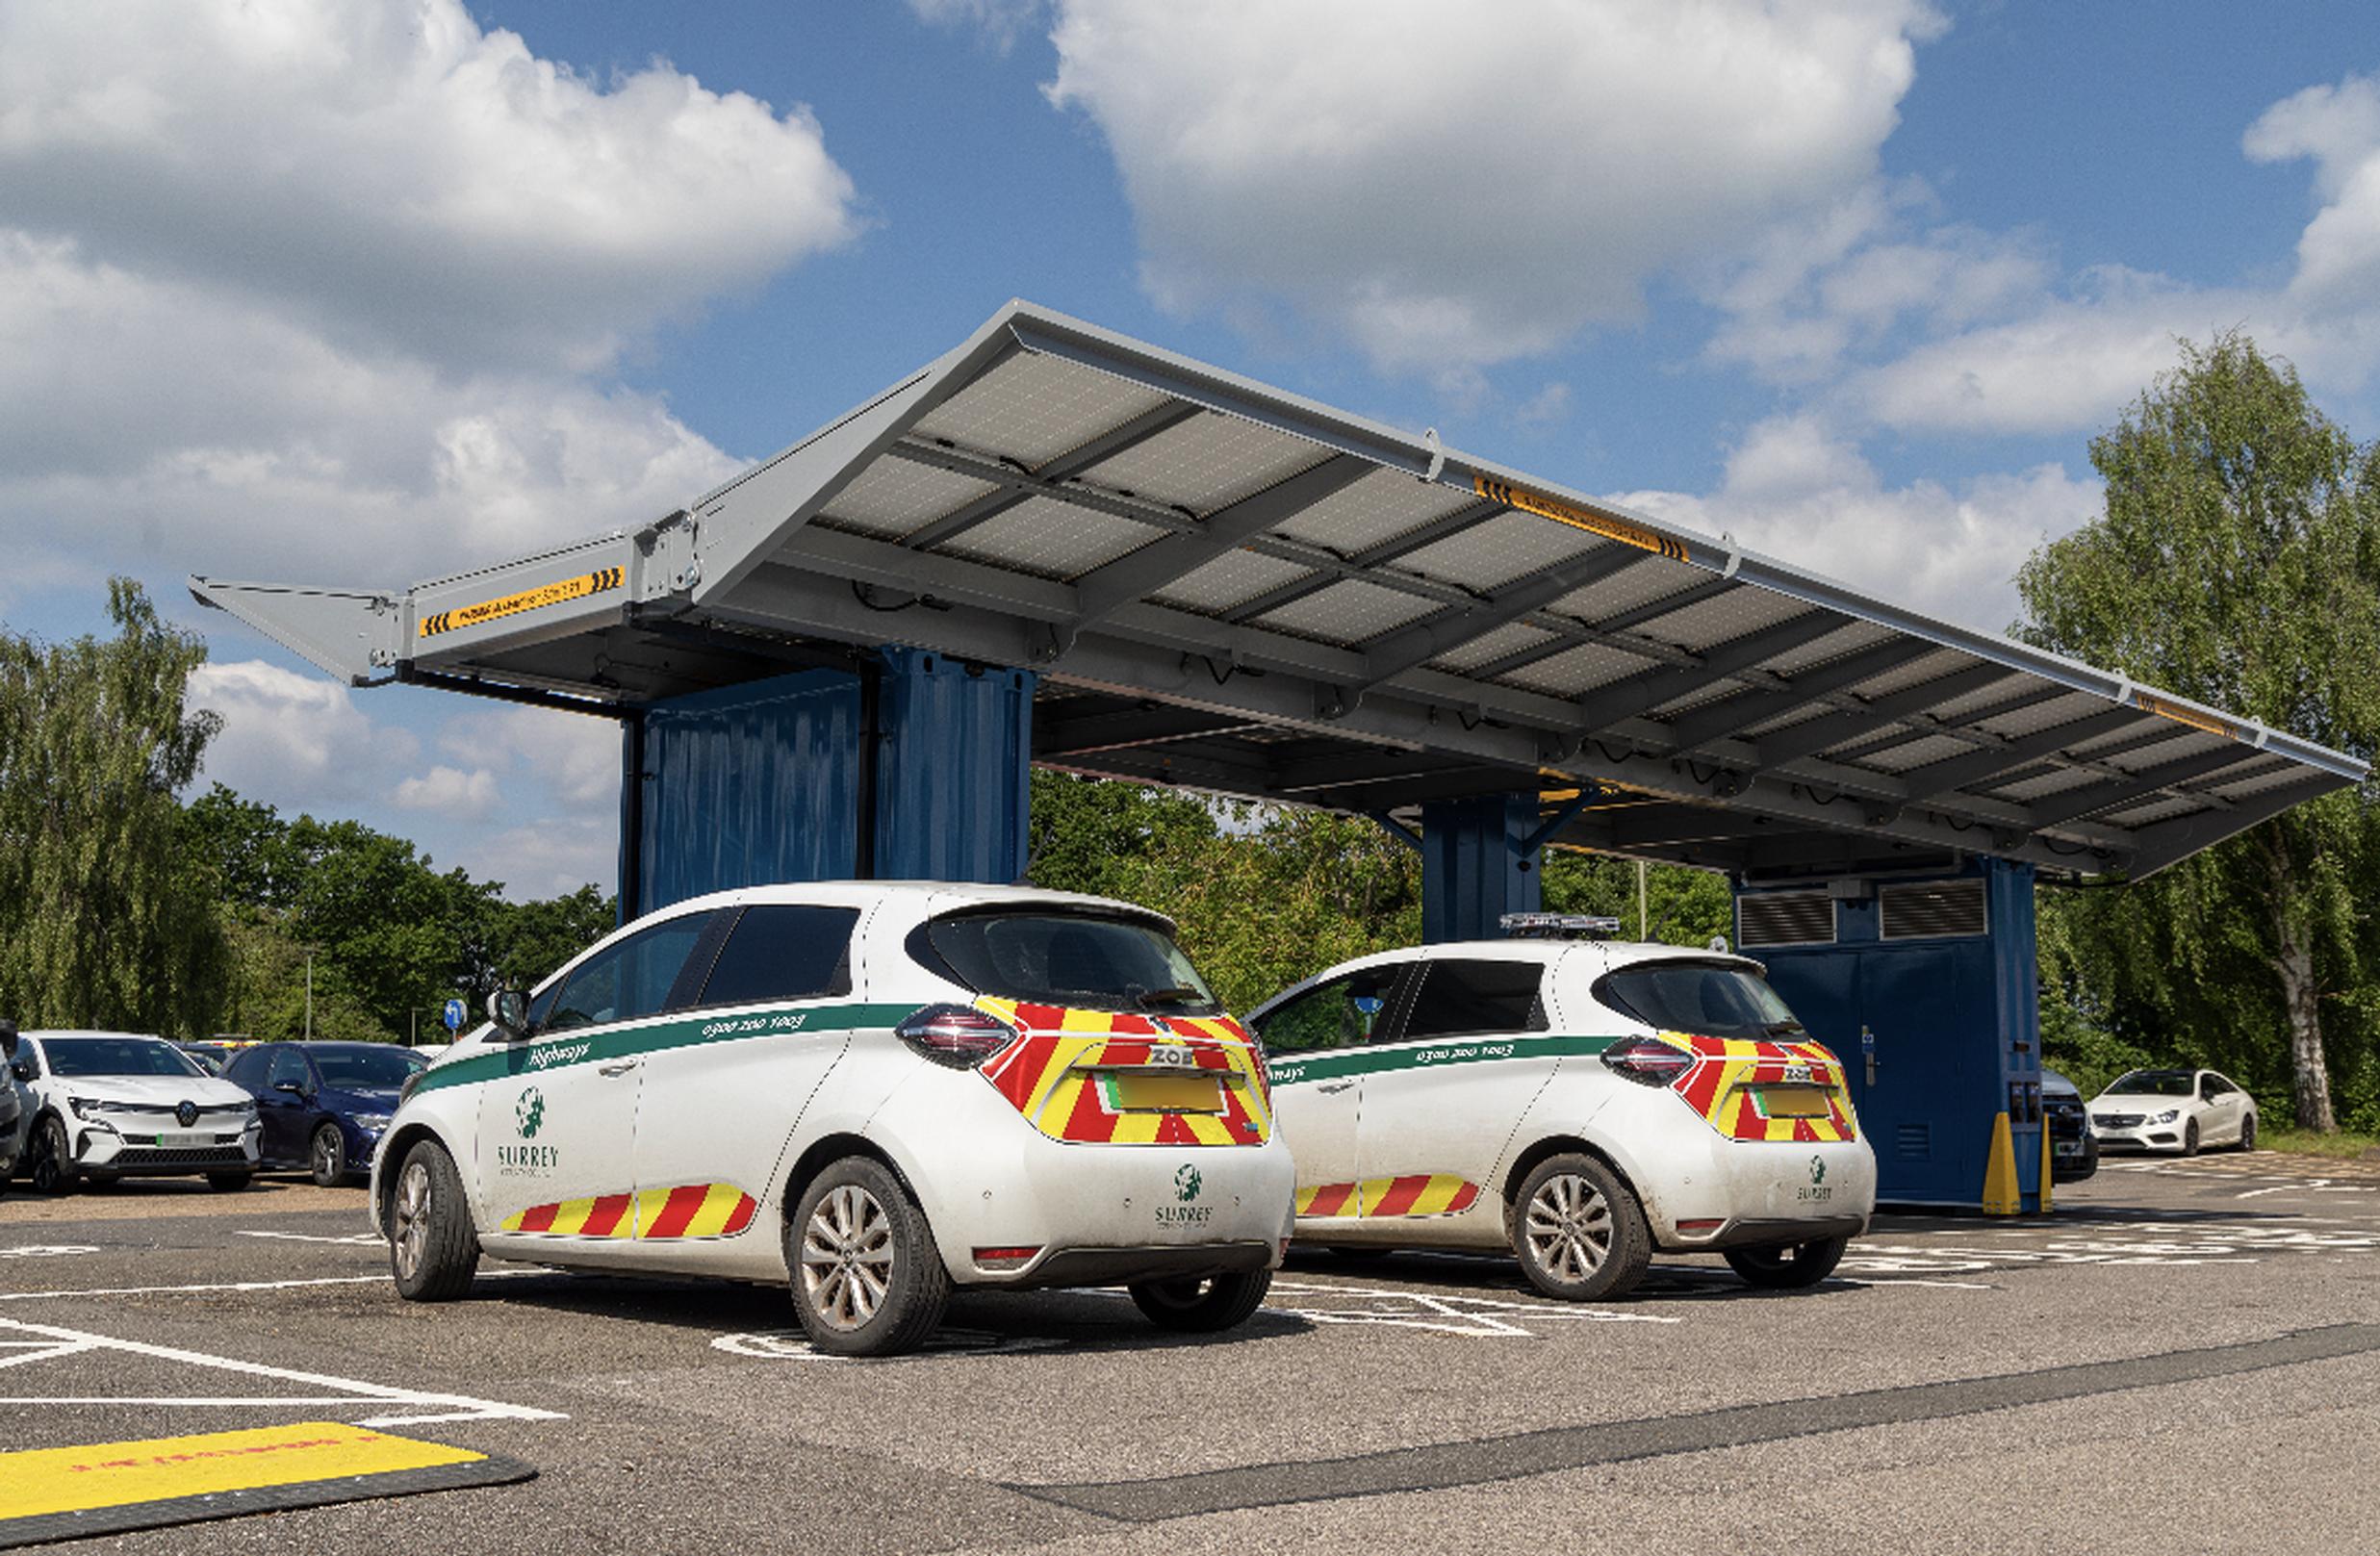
left=2039, top=1120, right=2054, bottom=1213
left=1980, top=1110, right=2021, bottom=1215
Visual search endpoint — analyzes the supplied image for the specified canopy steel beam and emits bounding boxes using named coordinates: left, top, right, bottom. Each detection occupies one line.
left=1346, top=544, right=1651, bottom=703
left=1036, top=703, right=1266, bottom=758
left=1571, top=611, right=1853, bottom=741
left=1896, top=707, right=2146, bottom=804
left=1654, top=639, right=1949, bottom=756
left=1734, top=662, right=2024, bottom=770
left=2024, top=746, right=2274, bottom=829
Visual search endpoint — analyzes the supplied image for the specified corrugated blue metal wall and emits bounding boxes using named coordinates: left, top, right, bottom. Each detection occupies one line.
left=872, top=648, right=1034, bottom=883
left=630, top=669, right=863, bottom=916
left=624, top=650, right=1035, bottom=918
left=1420, top=794, right=1542, bottom=943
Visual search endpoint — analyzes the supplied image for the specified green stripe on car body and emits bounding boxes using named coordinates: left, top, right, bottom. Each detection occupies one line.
left=1267, top=1032, right=1622, bottom=1086
left=410, top=1002, right=917, bottom=1097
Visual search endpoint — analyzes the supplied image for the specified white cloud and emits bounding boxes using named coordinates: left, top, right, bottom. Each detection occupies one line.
left=1041, top=0, right=1941, bottom=373
left=1791, top=73, right=2380, bottom=437
left=438, top=704, right=622, bottom=808
left=1613, top=415, right=2102, bottom=632
left=0, top=0, right=840, bottom=619
left=0, top=0, right=857, bottom=373
left=907, top=0, right=1050, bottom=53
left=393, top=764, right=500, bottom=819
left=476, top=816, right=619, bottom=901
left=188, top=658, right=418, bottom=804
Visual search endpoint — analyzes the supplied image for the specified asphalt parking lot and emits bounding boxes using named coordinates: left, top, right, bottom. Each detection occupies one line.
left=5, top=1154, right=2380, bottom=1554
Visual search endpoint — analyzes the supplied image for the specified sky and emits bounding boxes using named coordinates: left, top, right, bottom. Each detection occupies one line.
left=3, top=0, right=2378, bottom=900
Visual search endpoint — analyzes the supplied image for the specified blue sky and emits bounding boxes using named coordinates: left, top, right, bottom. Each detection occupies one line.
left=3, top=1, right=2376, bottom=898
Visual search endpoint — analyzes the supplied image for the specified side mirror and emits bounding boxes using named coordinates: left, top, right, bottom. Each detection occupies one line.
left=0, top=1019, right=16, bottom=1059
left=488, top=989, right=529, bottom=1040
left=8, top=1059, right=29, bottom=1084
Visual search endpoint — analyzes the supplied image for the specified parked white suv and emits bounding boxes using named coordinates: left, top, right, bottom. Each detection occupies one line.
left=371, top=882, right=1294, bottom=1356
left=1249, top=921, right=1876, bottom=1300
left=12, top=1032, right=262, bottom=1193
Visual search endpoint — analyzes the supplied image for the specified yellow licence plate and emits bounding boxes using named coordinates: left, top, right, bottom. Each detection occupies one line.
left=1109, top=1072, right=1226, bottom=1113
left=1756, top=1084, right=1830, bottom=1118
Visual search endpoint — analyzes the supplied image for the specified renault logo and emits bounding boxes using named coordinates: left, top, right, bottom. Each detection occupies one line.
left=176, top=1101, right=199, bottom=1128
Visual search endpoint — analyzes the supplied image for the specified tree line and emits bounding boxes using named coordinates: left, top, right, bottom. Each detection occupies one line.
left=3, top=334, right=2372, bottom=1132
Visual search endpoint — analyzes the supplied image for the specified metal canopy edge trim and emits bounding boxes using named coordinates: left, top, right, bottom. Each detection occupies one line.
left=186, top=576, right=402, bottom=687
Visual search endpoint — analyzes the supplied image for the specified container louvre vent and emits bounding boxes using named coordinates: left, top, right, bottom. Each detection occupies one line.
left=1896, top=1124, right=1932, bottom=1159
left=1880, top=880, right=1987, bottom=940
left=1736, top=892, right=1836, bottom=949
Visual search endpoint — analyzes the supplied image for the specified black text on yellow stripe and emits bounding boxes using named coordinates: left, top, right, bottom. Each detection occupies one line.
left=419, top=567, right=626, bottom=638
left=2132, top=691, right=2236, bottom=740
left=1473, top=476, right=1687, bottom=562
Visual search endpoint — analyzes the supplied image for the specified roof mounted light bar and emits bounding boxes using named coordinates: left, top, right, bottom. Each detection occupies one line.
left=1499, top=912, right=1624, bottom=940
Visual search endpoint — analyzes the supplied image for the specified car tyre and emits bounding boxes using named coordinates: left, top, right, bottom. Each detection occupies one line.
left=1130, top=1269, right=1272, bottom=1334
left=2239, top=1114, right=2258, bottom=1153
left=1510, top=1153, right=1651, bottom=1302
left=2182, top=1119, right=2199, bottom=1157
left=1724, top=1235, right=1850, bottom=1289
left=206, top=1172, right=254, bottom=1192
left=786, top=1157, right=949, bottom=1358
left=310, top=1123, right=348, bottom=1186
left=389, top=1138, right=480, bottom=1301
left=28, top=1115, right=78, bottom=1195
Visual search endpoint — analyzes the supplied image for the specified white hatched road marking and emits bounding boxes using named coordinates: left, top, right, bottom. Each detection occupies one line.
left=0, top=1314, right=564, bottom=1427
left=1261, top=1280, right=1681, bottom=1337
left=0, top=1245, right=99, bottom=1260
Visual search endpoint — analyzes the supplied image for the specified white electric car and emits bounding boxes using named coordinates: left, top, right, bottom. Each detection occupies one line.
left=2088, top=1067, right=2259, bottom=1155
left=11, top=1031, right=262, bottom=1192
left=371, top=882, right=1293, bottom=1356
left=1249, top=918, right=1876, bottom=1300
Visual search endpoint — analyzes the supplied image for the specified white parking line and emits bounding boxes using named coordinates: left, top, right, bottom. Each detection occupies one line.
left=235, top=1230, right=384, bottom=1245
left=0, top=1315, right=564, bottom=1427
left=0, top=1269, right=535, bottom=1304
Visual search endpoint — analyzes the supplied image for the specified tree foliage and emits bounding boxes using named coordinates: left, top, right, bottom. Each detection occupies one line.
left=0, top=581, right=230, bottom=1036
left=2018, top=333, right=2380, bottom=1129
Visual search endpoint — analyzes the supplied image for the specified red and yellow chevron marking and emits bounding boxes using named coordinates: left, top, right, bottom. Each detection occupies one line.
left=634, top=1182, right=760, bottom=1239
left=501, top=1182, right=756, bottom=1238
left=1297, top=1175, right=1480, bottom=1219
left=975, top=999, right=1271, bottom=1147
left=1662, top=1032, right=1859, bottom=1143
left=501, top=1192, right=633, bottom=1237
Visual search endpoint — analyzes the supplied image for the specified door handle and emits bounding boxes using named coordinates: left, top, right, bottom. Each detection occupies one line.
left=1317, top=1081, right=1354, bottom=1094
left=598, top=1059, right=641, bottom=1077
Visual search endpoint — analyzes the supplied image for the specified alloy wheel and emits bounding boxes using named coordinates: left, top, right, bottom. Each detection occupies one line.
left=1523, top=1171, right=1613, bottom=1284
left=799, top=1184, right=896, bottom=1332
left=391, top=1159, right=431, bottom=1283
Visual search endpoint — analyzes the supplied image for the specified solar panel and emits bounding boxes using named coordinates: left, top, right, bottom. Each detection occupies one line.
left=190, top=299, right=2364, bottom=881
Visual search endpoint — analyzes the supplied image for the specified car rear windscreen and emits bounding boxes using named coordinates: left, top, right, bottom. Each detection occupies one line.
left=41, top=1037, right=206, bottom=1079
left=922, top=911, right=1220, bottom=1015
left=313, top=1047, right=427, bottom=1090
left=1592, top=961, right=1803, bottom=1042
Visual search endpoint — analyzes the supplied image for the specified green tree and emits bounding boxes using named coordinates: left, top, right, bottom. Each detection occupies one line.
left=0, top=580, right=230, bottom=1036
left=1541, top=851, right=1733, bottom=947
left=2017, top=333, right=2380, bottom=1130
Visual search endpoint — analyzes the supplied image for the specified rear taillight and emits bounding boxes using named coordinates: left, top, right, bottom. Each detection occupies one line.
left=1602, top=1035, right=1693, bottom=1087
left=972, top=1245, right=1040, bottom=1270
left=897, top=1004, right=1017, bottom=1069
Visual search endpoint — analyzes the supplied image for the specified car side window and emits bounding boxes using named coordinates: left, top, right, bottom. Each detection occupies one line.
left=696, top=906, right=860, bottom=1008
left=547, top=915, right=710, bottom=1032
left=223, top=1049, right=266, bottom=1085
left=1256, top=967, right=1402, bottom=1054
left=266, top=1048, right=311, bottom=1091
left=2203, top=1075, right=2231, bottom=1099
left=1399, top=959, right=1548, bottom=1041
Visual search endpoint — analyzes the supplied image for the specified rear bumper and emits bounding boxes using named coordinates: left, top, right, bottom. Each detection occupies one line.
left=1668, top=1214, right=1867, bottom=1251
left=1013, top=1240, right=1276, bottom=1288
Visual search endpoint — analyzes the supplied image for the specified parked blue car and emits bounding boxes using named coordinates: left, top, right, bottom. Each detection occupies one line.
left=220, top=1042, right=427, bottom=1186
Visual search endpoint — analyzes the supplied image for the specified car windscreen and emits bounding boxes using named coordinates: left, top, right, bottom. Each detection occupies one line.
left=2108, top=1070, right=2194, bottom=1096
left=41, top=1037, right=205, bottom=1079
left=1591, top=960, right=1803, bottom=1042
left=312, top=1047, right=426, bottom=1090
left=922, top=910, right=1221, bottom=1015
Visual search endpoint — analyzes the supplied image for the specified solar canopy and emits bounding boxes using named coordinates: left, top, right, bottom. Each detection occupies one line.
left=192, top=300, right=2364, bottom=881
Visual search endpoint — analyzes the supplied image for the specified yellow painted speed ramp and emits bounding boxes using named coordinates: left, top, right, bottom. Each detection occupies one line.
left=0, top=1420, right=531, bottom=1547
